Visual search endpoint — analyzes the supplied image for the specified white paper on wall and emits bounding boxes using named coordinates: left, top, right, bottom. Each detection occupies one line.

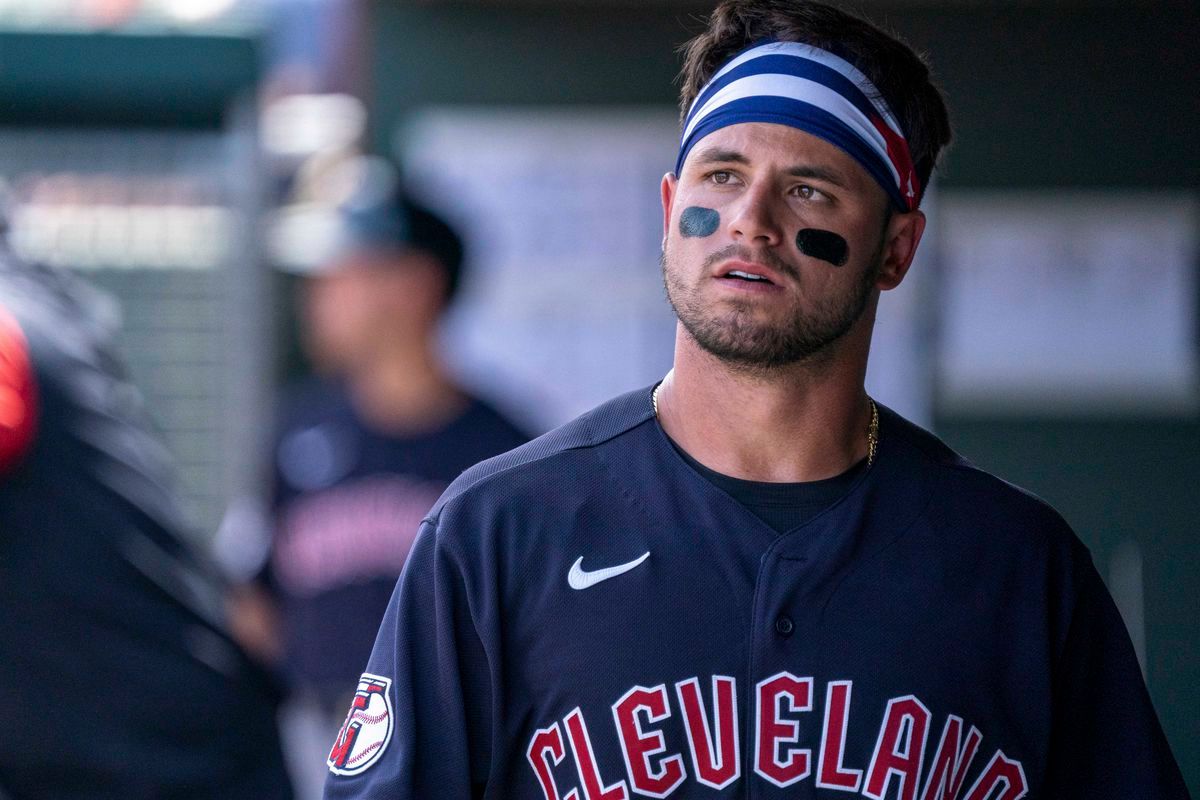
left=938, top=192, right=1198, bottom=414
left=402, top=108, right=679, bottom=429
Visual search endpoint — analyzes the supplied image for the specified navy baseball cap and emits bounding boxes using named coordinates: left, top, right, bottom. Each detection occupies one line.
left=272, top=157, right=465, bottom=301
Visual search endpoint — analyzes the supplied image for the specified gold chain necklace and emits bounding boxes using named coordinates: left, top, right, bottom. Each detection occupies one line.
left=651, top=383, right=880, bottom=466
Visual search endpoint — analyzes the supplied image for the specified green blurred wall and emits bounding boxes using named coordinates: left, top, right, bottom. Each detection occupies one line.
left=368, top=2, right=1199, bottom=788
left=0, top=31, right=259, bottom=127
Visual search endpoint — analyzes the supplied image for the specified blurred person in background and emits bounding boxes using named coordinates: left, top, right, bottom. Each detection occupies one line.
left=0, top=235, right=292, bottom=797
left=228, top=157, right=530, bottom=796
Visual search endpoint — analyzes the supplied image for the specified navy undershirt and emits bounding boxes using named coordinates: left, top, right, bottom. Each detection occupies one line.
left=669, top=439, right=867, bottom=534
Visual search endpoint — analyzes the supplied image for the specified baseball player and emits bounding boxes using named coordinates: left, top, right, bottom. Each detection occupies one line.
left=323, top=1, right=1191, bottom=798
left=234, top=161, right=531, bottom=796
left=0, top=249, right=293, bottom=798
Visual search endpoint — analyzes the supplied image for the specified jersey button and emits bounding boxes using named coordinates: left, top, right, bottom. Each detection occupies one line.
left=774, top=615, right=795, bottom=637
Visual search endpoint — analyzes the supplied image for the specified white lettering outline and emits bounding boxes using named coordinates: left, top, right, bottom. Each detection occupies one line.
left=675, top=675, right=740, bottom=790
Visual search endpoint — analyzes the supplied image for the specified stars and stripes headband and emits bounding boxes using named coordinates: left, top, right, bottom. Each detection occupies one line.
left=677, top=40, right=921, bottom=212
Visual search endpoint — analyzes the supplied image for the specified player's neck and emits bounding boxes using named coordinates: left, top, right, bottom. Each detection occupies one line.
left=657, top=326, right=873, bottom=483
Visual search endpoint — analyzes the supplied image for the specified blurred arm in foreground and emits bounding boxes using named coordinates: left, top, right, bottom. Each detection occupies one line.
left=0, top=244, right=293, bottom=799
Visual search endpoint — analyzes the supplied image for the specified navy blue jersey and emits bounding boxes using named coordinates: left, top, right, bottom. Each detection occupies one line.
left=323, top=387, right=1188, bottom=799
left=0, top=257, right=292, bottom=798
left=267, top=378, right=530, bottom=703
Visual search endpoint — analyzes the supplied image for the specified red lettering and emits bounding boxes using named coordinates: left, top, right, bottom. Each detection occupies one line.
left=676, top=676, right=740, bottom=790
left=328, top=691, right=371, bottom=769
left=817, top=680, right=863, bottom=791
left=612, top=685, right=686, bottom=797
left=565, top=708, right=628, bottom=800
left=921, top=716, right=982, bottom=800
left=864, top=696, right=931, bottom=800
left=327, top=723, right=358, bottom=770
left=527, top=723, right=580, bottom=800
left=962, top=751, right=1028, bottom=800
left=526, top=680, right=1027, bottom=800
left=754, top=672, right=813, bottom=788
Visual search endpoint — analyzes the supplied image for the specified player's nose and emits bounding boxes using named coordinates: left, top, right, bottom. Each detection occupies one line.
left=727, top=182, right=783, bottom=247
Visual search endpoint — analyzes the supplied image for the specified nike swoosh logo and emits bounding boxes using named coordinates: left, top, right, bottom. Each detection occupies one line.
left=568, top=552, right=650, bottom=591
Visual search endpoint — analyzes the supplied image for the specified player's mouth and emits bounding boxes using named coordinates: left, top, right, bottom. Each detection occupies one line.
left=726, top=269, right=772, bottom=283
left=713, top=260, right=784, bottom=291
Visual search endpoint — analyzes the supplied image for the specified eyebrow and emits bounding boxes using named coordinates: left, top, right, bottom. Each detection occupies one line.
left=690, top=145, right=849, bottom=189
left=786, top=164, right=848, bottom=188
left=691, top=146, right=750, bottom=167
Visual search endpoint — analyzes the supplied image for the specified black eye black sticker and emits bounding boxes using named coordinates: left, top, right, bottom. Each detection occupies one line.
left=795, top=228, right=849, bottom=267
left=679, top=206, right=720, bottom=238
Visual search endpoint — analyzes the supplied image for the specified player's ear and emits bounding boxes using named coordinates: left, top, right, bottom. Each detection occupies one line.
left=875, top=208, right=925, bottom=291
left=661, top=172, right=677, bottom=244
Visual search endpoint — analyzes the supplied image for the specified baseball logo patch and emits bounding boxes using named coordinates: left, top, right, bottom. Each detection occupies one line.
left=327, top=673, right=394, bottom=776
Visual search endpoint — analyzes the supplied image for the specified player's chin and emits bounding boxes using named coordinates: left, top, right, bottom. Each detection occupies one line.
left=692, top=314, right=786, bottom=352
left=709, top=301, right=797, bottom=333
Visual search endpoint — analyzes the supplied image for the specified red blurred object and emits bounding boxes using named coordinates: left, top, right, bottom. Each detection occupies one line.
left=0, top=304, right=37, bottom=474
left=79, top=0, right=142, bottom=28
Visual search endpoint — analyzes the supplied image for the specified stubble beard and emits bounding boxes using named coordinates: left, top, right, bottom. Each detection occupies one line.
left=661, top=240, right=882, bottom=374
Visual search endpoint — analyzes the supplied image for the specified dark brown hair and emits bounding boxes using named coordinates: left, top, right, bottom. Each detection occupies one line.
left=678, top=0, right=952, bottom=205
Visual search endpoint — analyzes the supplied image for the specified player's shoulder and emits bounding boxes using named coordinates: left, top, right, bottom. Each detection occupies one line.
left=427, top=384, right=655, bottom=524
left=882, top=404, right=1076, bottom=543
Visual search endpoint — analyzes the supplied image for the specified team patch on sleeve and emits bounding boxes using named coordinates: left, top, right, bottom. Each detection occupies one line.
left=328, top=673, right=394, bottom=776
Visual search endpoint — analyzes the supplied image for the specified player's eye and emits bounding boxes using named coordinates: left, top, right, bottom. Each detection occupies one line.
left=790, top=184, right=825, bottom=201
left=708, top=170, right=736, bottom=186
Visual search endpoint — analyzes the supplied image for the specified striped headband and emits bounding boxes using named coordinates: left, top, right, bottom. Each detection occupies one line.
left=677, top=40, right=920, bottom=212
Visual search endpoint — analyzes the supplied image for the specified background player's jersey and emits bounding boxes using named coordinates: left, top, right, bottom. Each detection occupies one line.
left=325, top=387, right=1189, bottom=800
left=265, top=377, right=530, bottom=705
left=0, top=254, right=292, bottom=799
